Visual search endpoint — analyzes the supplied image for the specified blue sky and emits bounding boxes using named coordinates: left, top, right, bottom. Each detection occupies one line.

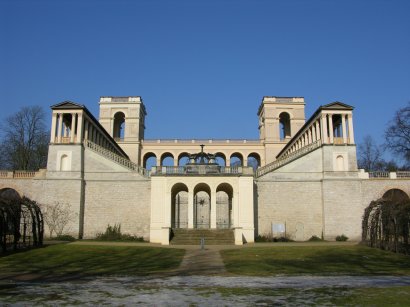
left=1, top=0, right=409, bottom=152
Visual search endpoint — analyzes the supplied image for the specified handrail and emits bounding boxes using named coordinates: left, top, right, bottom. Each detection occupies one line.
left=0, top=171, right=36, bottom=179
left=256, top=140, right=322, bottom=177
left=84, top=140, right=149, bottom=177
left=397, top=171, right=410, bottom=178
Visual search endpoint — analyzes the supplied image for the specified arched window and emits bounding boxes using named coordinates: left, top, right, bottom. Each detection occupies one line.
left=161, top=152, right=174, bottom=166
left=279, top=112, right=291, bottom=140
left=215, top=152, right=226, bottom=166
left=247, top=153, right=261, bottom=170
left=113, top=112, right=125, bottom=141
left=336, top=155, right=344, bottom=171
left=178, top=152, right=190, bottom=166
left=60, top=154, right=69, bottom=171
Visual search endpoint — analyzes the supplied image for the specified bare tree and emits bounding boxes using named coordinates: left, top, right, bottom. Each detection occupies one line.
left=385, top=102, right=410, bottom=165
left=0, top=106, right=49, bottom=170
left=41, top=202, right=77, bottom=238
left=357, top=135, right=384, bottom=171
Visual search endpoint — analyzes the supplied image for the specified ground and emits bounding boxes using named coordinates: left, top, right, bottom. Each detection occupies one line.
left=1, top=241, right=410, bottom=306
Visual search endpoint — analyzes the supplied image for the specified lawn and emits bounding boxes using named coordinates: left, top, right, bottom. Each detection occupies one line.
left=221, top=245, right=410, bottom=276
left=0, top=244, right=185, bottom=279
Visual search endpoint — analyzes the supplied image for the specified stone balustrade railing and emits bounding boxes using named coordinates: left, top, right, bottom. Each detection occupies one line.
left=0, top=171, right=37, bottom=179
left=359, top=170, right=410, bottom=179
left=84, top=140, right=150, bottom=177
left=142, top=139, right=262, bottom=144
left=150, top=165, right=254, bottom=176
left=256, top=140, right=322, bottom=177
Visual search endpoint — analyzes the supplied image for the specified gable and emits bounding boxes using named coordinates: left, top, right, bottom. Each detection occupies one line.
left=321, top=101, right=354, bottom=110
left=51, top=101, right=85, bottom=110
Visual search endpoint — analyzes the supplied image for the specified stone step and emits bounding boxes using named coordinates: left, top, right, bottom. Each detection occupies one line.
left=170, top=228, right=235, bottom=245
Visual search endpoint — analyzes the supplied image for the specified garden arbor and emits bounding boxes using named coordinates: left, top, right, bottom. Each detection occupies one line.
left=0, top=188, right=43, bottom=253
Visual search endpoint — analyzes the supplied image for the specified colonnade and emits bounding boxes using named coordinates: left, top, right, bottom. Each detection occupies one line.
left=50, top=109, right=127, bottom=158
left=281, top=111, right=355, bottom=157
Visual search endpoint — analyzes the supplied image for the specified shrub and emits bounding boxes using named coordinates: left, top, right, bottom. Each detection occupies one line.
left=336, top=234, right=349, bottom=241
left=95, top=224, right=145, bottom=242
left=54, top=234, right=76, bottom=241
left=255, top=234, right=294, bottom=242
left=308, top=235, right=323, bottom=242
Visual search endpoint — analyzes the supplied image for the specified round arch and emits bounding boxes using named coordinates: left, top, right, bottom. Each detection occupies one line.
left=215, top=152, right=226, bottom=166
left=216, top=183, right=234, bottom=229
left=0, top=188, right=21, bottom=201
left=279, top=112, right=291, bottom=140
left=160, top=152, right=174, bottom=166
left=247, top=152, right=261, bottom=170
left=171, top=183, right=189, bottom=229
left=230, top=152, right=244, bottom=167
left=113, top=112, right=126, bottom=140
left=193, top=183, right=211, bottom=229
left=177, top=152, right=190, bottom=166
left=382, top=189, right=409, bottom=201
left=143, top=152, right=157, bottom=169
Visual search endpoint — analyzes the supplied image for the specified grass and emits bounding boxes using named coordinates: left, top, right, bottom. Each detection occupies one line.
left=207, top=286, right=410, bottom=305
left=0, top=243, right=185, bottom=278
left=221, top=245, right=410, bottom=276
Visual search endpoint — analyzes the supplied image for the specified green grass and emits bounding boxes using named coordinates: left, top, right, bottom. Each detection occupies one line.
left=0, top=244, right=185, bottom=278
left=221, top=245, right=410, bottom=276
left=207, top=286, right=410, bottom=305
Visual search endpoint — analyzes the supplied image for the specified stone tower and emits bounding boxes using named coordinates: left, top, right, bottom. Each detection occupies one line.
left=99, top=96, right=147, bottom=163
left=257, top=96, right=306, bottom=163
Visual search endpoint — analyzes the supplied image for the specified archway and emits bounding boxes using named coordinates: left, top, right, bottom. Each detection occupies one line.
left=279, top=112, right=291, bottom=140
left=194, top=183, right=211, bottom=229
left=161, top=152, right=174, bottom=167
left=247, top=153, right=261, bottom=170
left=113, top=112, right=125, bottom=141
left=215, top=152, right=226, bottom=166
left=171, top=183, right=189, bottom=229
left=383, top=189, right=409, bottom=201
left=143, top=152, right=157, bottom=170
left=178, top=152, right=190, bottom=166
left=216, top=183, right=233, bottom=229
left=230, top=153, right=243, bottom=167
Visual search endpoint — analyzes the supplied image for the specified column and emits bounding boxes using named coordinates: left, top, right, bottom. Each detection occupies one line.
left=320, top=114, right=327, bottom=144
left=328, top=115, right=334, bottom=144
left=187, top=190, right=194, bottom=228
left=341, top=115, right=347, bottom=144
left=315, top=121, right=320, bottom=141
left=70, top=113, right=77, bottom=143
left=210, top=189, right=217, bottom=229
left=232, top=191, right=239, bottom=228
left=312, top=123, right=317, bottom=141
left=57, top=113, right=63, bottom=143
left=347, top=114, right=355, bottom=144
left=77, top=113, right=84, bottom=143
left=174, top=157, right=178, bottom=167
left=50, top=113, right=57, bottom=143
left=84, top=120, right=89, bottom=140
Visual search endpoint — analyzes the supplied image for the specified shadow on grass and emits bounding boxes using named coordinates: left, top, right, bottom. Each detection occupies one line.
left=221, top=245, right=410, bottom=276
left=0, top=244, right=185, bottom=282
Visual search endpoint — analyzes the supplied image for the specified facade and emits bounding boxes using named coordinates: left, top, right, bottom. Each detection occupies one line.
left=0, top=96, right=409, bottom=244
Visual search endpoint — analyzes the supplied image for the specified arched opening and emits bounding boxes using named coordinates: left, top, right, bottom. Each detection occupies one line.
left=113, top=112, right=125, bottom=141
left=60, top=154, right=69, bottom=171
left=215, top=152, right=226, bottom=166
left=336, top=155, right=344, bottom=171
left=60, top=113, right=75, bottom=143
left=171, top=183, right=189, bottom=229
left=230, top=153, right=243, bottom=167
left=161, top=152, right=174, bottom=167
left=383, top=189, right=409, bottom=201
left=194, top=183, right=211, bottom=229
left=216, top=183, right=233, bottom=229
left=247, top=153, right=261, bottom=170
left=143, top=152, right=157, bottom=170
left=279, top=112, right=291, bottom=140
left=178, top=152, right=190, bottom=166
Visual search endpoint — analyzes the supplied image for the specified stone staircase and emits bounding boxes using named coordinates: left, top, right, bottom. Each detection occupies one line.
left=170, top=229, right=235, bottom=245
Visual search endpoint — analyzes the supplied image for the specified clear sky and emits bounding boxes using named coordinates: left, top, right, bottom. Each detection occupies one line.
left=1, top=0, right=409, bottom=150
